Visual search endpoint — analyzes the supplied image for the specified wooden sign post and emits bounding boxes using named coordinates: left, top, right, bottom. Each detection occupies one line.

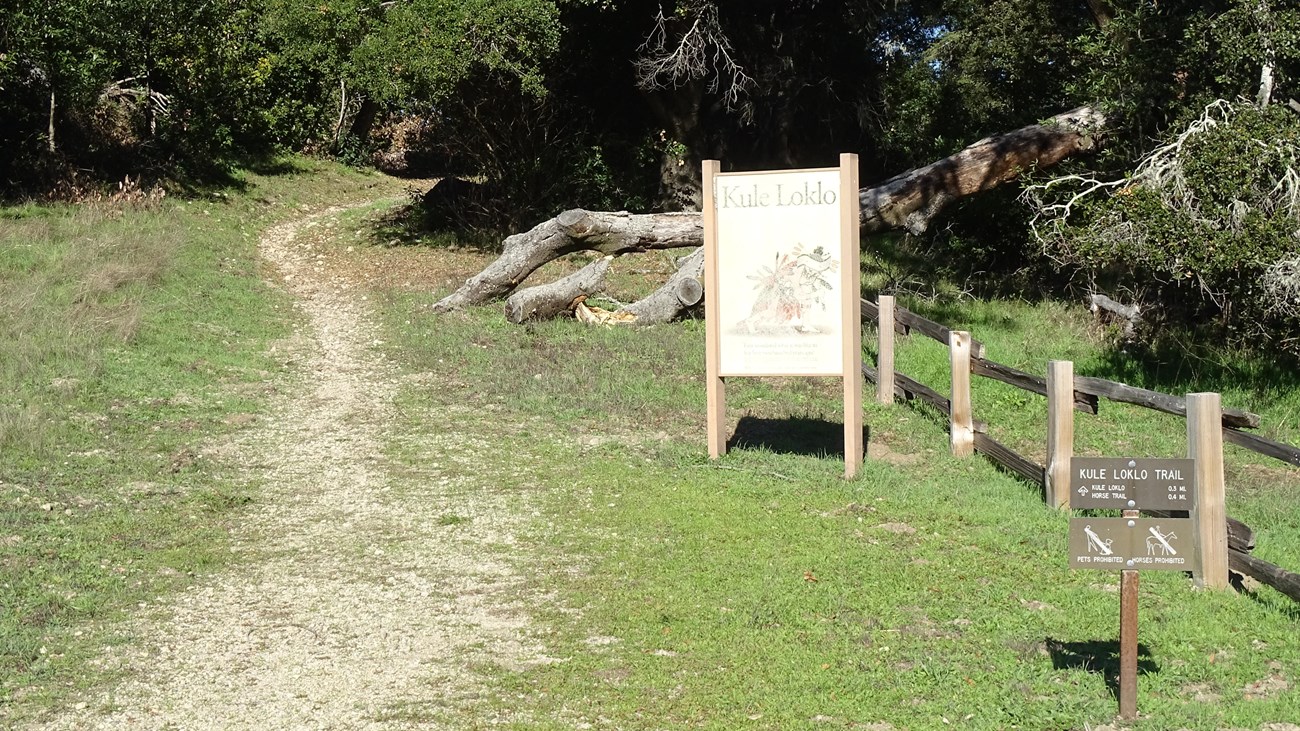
left=703, top=155, right=863, bottom=478
left=1068, top=455, right=1199, bottom=719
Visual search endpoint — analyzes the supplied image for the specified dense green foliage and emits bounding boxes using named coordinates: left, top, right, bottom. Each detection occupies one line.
left=1029, top=101, right=1300, bottom=349
left=2, top=0, right=1298, bottom=351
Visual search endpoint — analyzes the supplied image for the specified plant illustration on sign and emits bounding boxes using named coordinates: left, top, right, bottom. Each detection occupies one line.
left=736, top=243, right=839, bottom=334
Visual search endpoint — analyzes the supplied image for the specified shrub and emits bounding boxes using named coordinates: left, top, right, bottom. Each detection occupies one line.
left=1025, top=101, right=1300, bottom=353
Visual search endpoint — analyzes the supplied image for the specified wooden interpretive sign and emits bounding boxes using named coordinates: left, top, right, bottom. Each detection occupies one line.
left=704, top=155, right=863, bottom=477
left=1069, top=457, right=1196, bottom=510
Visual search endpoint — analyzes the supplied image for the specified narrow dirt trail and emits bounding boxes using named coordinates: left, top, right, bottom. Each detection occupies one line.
left=40, top=202, right=549, bottom=730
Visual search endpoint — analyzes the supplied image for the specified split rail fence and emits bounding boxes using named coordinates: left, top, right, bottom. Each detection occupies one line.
left=862, top=295, right=1300, bottom=603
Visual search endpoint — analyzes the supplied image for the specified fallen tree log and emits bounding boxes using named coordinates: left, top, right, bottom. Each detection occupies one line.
left=432, top=209, right=702, bottom=313
left=504, top=249, right=706, bottom=327
left=432, top=106, right=1112, bottom=314
left=860, top=106, right=1109, bottom=234
left=620, top=248, right=705, bottom=325
left=504, top=256, right=612, bottom=324
left=1089, top=293, right=1142, bottom=338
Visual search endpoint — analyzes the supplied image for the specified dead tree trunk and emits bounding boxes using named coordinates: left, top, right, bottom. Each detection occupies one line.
left=504, top=256, right=612, bottom=324
left=432, top=105, right=1111, bottom=320
left=621, top=248, right=705, bottom=324
left=859, top=106, right=1109, bottom=234
left=432, top=209, right=702, bottom=312
left=1089, top=293, right=1142, bottom=338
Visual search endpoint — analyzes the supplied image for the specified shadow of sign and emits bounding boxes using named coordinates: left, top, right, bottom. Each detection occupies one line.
left=728, top=416, right=867, bottom=459
left=1047, top=637, right=1161, bottom=697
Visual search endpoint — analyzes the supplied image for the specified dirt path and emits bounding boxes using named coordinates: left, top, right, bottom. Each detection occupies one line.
left=40, top=202, right=549, bottom=729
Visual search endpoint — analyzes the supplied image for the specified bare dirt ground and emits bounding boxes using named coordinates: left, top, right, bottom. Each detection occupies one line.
left=37, top=201, right=551, bottom=729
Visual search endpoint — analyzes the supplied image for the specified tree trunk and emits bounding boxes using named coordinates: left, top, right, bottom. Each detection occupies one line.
left=620, top=248, right=705, bottom=325
left=349, top=98, right=381, bottom=143
left=432, top=209, right=702, bottom=313
left=1256, top=1, right=1277, bottom=108
left=859, top=106, right=1109, bottom=234
left=432, top=105, right=1111, bottom=315
left=1085, top=0, right=1114, bottom=29
left=642, top=81, right=708, bottom=211
left=504, top=256, right=612, bottom=324
left=335, top=79, right=348, bottom=143
left=48, top=90, right=56, bottom=153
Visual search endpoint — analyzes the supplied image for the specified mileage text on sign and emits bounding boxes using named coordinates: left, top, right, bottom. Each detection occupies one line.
left=1069, top=457, right=1197, bottom=510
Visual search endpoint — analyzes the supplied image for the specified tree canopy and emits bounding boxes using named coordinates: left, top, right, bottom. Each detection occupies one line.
left=2, top=0, right=1297, bottom=350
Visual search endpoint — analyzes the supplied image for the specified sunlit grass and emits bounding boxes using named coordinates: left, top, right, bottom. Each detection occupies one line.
left=376, top=271, right=1300, bottom=729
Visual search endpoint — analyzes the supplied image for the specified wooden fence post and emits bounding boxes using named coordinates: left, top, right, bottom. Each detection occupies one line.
left=949, top=331, right=974, bottom=457
left=1046, top=360, right=1075, bottom=509
left=1188, top=392, right=1229, bottom=589
left=877, top=295, right=895, bottom=405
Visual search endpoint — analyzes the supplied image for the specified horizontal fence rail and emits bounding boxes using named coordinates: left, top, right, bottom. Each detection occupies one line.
left=862, top=294, right=1300, bottom=603
left=1073, top=375, right=1261, bottom=429
left=971, top=356, right=1099, bottom=414
left=862, top=363, right=988, bottom=434
left=863, top=295, right=1290, bottom=464
left=861, top=297, right=985, bottom=358
left=1223, top=428, right=1300, bottom=468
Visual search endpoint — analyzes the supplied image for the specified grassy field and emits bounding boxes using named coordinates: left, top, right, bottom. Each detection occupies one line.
left=374, top=255, right=1300, bottom=729
left=0, top=160, right=409, bottom=711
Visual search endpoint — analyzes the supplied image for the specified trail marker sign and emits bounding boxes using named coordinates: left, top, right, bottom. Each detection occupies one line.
left=1069, top=457, right=1196, bottom=510
left=1066, top=454, right=1203, bottom=721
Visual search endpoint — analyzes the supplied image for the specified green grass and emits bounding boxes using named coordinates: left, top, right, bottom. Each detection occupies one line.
left=375, top=275, right=1300, bottom=729
left=0, top=157, right=407, bottom=715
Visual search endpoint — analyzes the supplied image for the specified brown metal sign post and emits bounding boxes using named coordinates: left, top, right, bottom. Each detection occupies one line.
left=1119, top=509, right=1139, bottom=720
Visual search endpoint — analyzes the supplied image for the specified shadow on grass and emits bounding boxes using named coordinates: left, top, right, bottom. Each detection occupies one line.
left=728, top=415, right=867, bottom=459
left=1047, top=638, right=1160, bottom=698
left=164, top=153, right=310, bottom=200
left=1081, top=339, right=1300, bottom=410
left=366, top=190, right=504, bottom=253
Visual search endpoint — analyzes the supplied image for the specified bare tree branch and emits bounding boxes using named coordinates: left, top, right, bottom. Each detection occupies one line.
left=635, top=5, right=754, bottom=111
